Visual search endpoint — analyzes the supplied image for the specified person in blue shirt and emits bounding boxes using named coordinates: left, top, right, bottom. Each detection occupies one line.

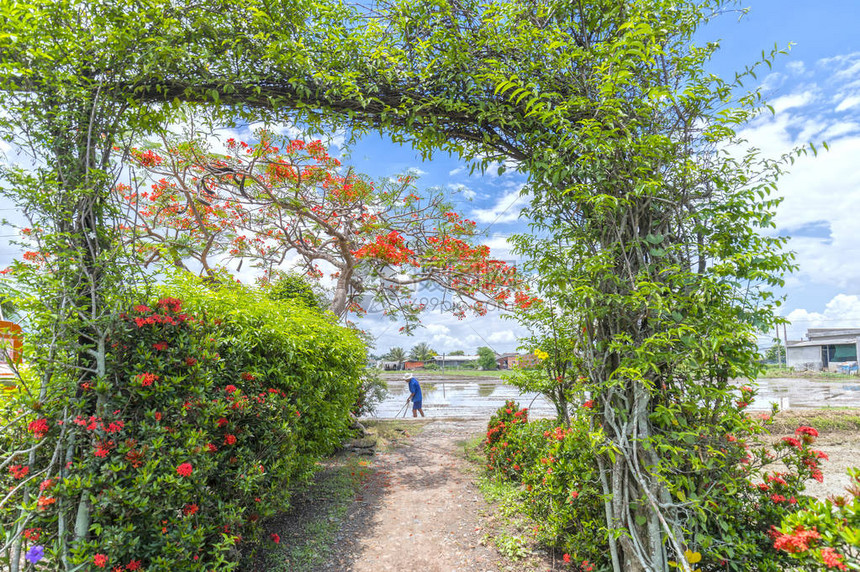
left=404, top=372, right=424, bottom=417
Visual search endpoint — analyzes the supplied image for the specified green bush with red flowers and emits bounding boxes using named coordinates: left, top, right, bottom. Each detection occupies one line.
left=1, top=279, right=364, bottom=571
left=772, top=468, right=859, bottom=571
left=484, top=394, right=834, bottom=571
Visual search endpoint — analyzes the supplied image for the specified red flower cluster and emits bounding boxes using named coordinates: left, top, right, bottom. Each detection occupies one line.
left=176, top=462, right=193, bottom=477
left=225, top=385, right=238, bottom=394
left=183, top=503, right=199, bottom=516
left=152, top=341, right=168, bottom=351
left=795, top=426, right=818, bottom=438
left=224, top=434, right=237, bottom=445
left=36, top=495, right=56, bottom=509
left=773, top=525, right=821, bottom=553
left=270, top=533, right=280, bottom=543
left=241, top=372, right=255, bottom=381
left=94, top=440, right=115, bottom=458
left=156, top=297, right=183, bottom=313
left=135, top=373, right=159, bottom=387
left=9, top=464, right=29, bottom=479
left=28, top=418, right=50, bottom=439
left=351, top=231, right=416, bottom=265
left=820, top=547, right=848, bottom=570
left=93, top=553, right=108, bottom=568
left=73, top=415, right=124, bottom=433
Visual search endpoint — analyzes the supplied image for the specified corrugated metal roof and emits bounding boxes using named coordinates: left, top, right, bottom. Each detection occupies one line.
left=787, top=337, right=860, bottom=348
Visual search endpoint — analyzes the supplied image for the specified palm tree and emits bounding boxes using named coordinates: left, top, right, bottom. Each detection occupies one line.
left=409, top=342, right=436, bottom=362
left=385, top=346, right=407, bottom=367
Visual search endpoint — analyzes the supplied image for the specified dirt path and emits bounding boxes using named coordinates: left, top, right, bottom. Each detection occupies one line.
left=319, top=419, right=544, bottom=572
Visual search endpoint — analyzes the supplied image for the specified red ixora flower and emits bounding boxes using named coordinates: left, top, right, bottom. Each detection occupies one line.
left=241, top=372, right=255, bottom=381
left=126, top=560, right=142, bottom=571
left=93, top=553, right=108, bottom=568
left=563, top=553, right=571, bottom=563
left=224, top=434, right=237, bottom=445
left=135, top=373, right=159, bottom=387
left=582, top=400, right=594, bottom=409
left=270, top=533, right=280, bottom=543
left=781, top=436, right=802, bottom=449
left=9, top=464, right=29, bottom=479
left=133, top=304, right=151, bottom=313
left=176, top=462, right=193, bottom=477
left=225, top=385, right=238, bottom=394
left=183, top=503, right=199, bottom=516
left=185, top=357, right=197, bottom=366
left=152, top=341, right=168, bottom=351
left=795, top=426, right=819, bottom=438
left=28, top=418, right=50, bottom=439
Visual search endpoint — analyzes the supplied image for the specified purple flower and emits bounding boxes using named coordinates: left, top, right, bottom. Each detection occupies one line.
left=25, top=544, right=45, bottom=564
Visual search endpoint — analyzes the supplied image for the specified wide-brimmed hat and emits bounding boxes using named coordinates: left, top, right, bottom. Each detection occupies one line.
left=403, top=372, right=412, bottom=379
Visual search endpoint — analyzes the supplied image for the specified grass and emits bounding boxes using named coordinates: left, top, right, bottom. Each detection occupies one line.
left=758, top=366, right=860, bottom=381
left=459, top=435, right=552, bottom=570
left=251, top=455, right=368, bottom=572
left=769, top=409, right=860, bottom=434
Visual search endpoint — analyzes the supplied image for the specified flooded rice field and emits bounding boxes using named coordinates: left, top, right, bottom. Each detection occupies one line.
left=366, top=374, right=860, bottom=419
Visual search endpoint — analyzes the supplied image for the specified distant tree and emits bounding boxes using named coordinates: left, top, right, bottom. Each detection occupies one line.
left=384, top=347, right=407, bottom=365
left=449, top=350, right=465, bottom=356
left=477, top=347, right=498, bottom=370
left=409, top=342, right=436, bottom=362
left=764, top=339, right=786, bottom=365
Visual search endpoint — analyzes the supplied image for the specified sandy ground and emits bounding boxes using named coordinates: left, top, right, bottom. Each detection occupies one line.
left=786, top=431, right=860, bottom=499
left=318, top=419, right=549, bottom=572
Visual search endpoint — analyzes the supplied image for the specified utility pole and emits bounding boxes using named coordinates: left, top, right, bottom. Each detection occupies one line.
left=775, top=325, right=782, bottom=367
left=783, top=323, right=788, bottom=368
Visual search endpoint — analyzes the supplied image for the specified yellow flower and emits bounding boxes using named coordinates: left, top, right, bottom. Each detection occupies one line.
left=535, top=350, right=549, bottom=360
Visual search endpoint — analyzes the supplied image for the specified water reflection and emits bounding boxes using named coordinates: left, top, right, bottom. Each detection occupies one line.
left=371, top=376, right=555, bottom=419
left=369, top=375, right=860, bottom=420
left=750, top=377, right=860, bottom=410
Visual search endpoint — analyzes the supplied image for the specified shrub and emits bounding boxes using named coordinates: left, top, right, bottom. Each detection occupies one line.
left=484, top=403, right=604, bottom=566
left=773, top=468, right=859, bottom=571
left=167, top=276, right=365, bottom=460
left=353, top=369, right=388, bottom=417
left=1, top=280, right=365, bottom=571
left=483, top=401, right=829, bottom=571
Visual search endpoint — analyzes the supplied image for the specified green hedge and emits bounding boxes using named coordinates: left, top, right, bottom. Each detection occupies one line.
left=1, top=278, right=364, bottom=571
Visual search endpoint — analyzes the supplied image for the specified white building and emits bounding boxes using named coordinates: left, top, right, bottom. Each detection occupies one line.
left=432, top=354, right=480, bottom=368
left=786, top=328, right=860, bottom=372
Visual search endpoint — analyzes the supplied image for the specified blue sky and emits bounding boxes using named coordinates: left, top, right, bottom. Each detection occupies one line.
left=2, top=1, right=860, bottom=357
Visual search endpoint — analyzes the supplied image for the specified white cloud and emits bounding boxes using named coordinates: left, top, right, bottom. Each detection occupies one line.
left=787, top=294, right=860, bottom=339
left=835, top=95, right=860, bottom=112
left=426, top=323, right=450, bottom=335
left=406, top=167, right=428, bottom=177
left=448, top=166, right=465, bottom=177
left=470, top=185, right=530, bottom=225
left=488, top=330, right=516, bottom=344
left=770, top=90, right=818, bottom=114
left=449, top=183, right=476, bottom=200
left=786, top=61, right=807, bottom=76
